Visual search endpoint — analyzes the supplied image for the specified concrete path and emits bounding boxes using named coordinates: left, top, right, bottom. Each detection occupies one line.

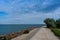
left=30, top=28, right=59, bottom=40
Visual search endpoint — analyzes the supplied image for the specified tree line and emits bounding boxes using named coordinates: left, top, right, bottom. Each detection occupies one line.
left=44, top=18, right=60, bottom=28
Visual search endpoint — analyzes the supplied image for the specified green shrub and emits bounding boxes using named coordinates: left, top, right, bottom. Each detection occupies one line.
left=51, top=28, right=60, bottom=37
left=0, top=37, right=10, bottom=40
left=23, top=30, right=29, bottom=34
left=3, top=37, right=6, bottom=40
left=56, top=19, right=60, bottom=28
left=44, top=18, right=56, bottom=28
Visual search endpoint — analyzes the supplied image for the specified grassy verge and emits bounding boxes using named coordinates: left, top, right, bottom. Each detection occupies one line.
left=51, top=28, right=60, bottom=38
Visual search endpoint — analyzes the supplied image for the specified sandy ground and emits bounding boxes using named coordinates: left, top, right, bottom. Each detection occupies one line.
left=30, top=28, right=59, bottom=40
left=11, top=28, right=59, bottom=40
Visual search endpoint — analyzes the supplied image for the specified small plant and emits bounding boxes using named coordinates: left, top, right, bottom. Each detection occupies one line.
left=51, top=28, right=60, bottom=37
left=23, top=30, right=29, bottom=34
left=0, top=36, right=11, bottom=40
left=3, top=37, right=6, bottom=40
left=56, top=19, right=60, bottom=28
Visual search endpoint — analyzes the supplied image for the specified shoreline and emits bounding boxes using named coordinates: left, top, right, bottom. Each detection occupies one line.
left=11, top=28, right=40, bottom=40
left=0, top=27, right=40, bottom=40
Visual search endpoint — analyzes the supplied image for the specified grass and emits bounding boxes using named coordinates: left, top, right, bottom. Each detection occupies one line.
left=51, top=28, right=60, bottom=37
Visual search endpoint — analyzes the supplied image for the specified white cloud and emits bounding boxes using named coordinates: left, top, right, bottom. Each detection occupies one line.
left=0, top=0, right=60, bottom=24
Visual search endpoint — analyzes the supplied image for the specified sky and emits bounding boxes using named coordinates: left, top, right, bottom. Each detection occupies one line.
left=0, top=0, right=60, bottom=24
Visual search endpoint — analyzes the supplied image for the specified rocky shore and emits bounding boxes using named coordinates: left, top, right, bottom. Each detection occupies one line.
left=0, top=27, right=38, bottom=40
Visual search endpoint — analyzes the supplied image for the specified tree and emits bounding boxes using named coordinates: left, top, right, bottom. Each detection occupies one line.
left=56, top=19, right=60, bottom=28
left=44, top=18, right=56, bottom=28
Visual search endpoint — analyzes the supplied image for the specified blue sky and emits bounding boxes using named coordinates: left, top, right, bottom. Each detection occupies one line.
left=0, top=0, right=60, bottom=24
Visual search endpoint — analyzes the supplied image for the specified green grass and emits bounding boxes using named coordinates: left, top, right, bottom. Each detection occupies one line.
left=51, top=28, right=60, bottom=37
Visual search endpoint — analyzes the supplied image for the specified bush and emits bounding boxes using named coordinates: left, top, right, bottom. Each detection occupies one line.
left=0, top=36, right=10, bottom=40
left=56, top=19, right=60, bottom=28
left=44, top=18, right=56, bottom=28
left=51, top=28, right=60, bottom=37
left=23, top=30, right=29, bottom=34
left=3, top=37, right=6, bottom=40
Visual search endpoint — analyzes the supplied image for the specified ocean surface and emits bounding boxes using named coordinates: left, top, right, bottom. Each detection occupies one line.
left=0, top=24, right=45, bottom=35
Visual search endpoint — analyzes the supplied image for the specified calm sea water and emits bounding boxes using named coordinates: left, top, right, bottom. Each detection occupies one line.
left=0, top=24, right=45, bottom=35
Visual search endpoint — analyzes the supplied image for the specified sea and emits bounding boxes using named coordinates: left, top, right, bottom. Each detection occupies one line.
left=0, top=24, right=45, bottom=35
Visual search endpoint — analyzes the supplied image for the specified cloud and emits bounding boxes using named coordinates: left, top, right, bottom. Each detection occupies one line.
left=0, top=0, right=60, bottom=24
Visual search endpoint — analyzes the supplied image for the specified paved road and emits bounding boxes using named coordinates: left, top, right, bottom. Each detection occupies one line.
left=30, top=28, right=59, bottom=40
